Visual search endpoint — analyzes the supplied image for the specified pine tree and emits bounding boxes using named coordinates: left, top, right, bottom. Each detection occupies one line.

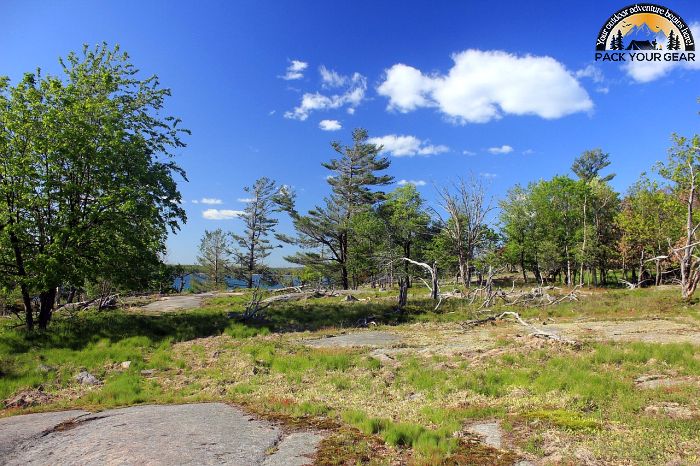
left=610, top=36, right=617, bottom=50
left=278, top=128, right=393, bottom=289
left=197, top=229, right=232, bottom=288
left=616, top=30, right=624, bottom=50
left=231, top=177, right=281, bottom=288
left=668, top=30, right=675, bottom=50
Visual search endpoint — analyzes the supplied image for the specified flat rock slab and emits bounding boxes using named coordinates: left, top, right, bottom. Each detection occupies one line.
left=263, top=432, right=325, bottom=466
left=467, top=421, right=503, bottom=449
left=0, top=410, right=89, bottom=458
left=303, top=331, right=401, bottom=348
left=139, top=294, right=213, bottom=313
left=2, top=403, right=321, bottom=465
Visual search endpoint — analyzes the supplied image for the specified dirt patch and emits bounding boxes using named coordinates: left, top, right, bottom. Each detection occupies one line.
left=3, top=389, right=54, bottom=409
left=546, top=318, right=700, bottom=344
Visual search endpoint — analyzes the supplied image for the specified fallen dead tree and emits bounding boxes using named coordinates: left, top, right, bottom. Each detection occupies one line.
left=55, top=294, right=120, bottom=312
left=460, top=311, right=580, bottom=347
left=261, top=289, right=339, bottom=304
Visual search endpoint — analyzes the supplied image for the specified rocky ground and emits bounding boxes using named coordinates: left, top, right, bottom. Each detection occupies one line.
left=0, top=403, right=322, bottom=466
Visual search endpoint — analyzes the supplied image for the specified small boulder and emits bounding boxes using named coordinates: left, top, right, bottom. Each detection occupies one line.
left=140, top=369, right=156, bottom=377
left=120, top=361, right=132, bottom=369
left=37, top=364, right=56, bottom=373
left=75, top=370, right=100, bottom=385
left=644, top=402, right=695, bottom=419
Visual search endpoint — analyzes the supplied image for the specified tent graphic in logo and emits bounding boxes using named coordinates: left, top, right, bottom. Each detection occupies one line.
left=596, top=4, right=694, bottom=52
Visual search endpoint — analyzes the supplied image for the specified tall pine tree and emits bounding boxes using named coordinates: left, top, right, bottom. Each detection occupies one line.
left=231, top=177, right=281, bottom=288
left=278, top=128, right=392, bottom=289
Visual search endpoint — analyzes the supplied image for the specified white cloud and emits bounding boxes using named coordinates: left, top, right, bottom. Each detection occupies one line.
left=285, top=72, right=367, bottom=120
left=319, top=66, right=347, bottom=88
left=480, top=172, right=498, bottom=179
left=377, top=50, right=593, bottom=124
left=487, top=145, right=514, bottom=154
left=522, top=149, right=535, bottom=155
left=398, top=179, right=427, bottom=186
left=463, top=150, right=476, bottom=156
left=202, top=209, right=244, bottom=220
left=280, top=59, right=308, bottom=80
left=624, top=22, right=700, bottom=83
left=319, top=119, right=342, bottom=131
left=368, top=134, right=449, bottom=157
left=237, top=197, right=254, bottom=203
left=200, top=198, right=223, bottom=205
left=191, top=200, right=199, bottom=204
left=575, top=64, right=605, bottom=83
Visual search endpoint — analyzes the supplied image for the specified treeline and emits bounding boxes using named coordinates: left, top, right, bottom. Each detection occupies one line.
left=216, top=128, right=700, bottom=301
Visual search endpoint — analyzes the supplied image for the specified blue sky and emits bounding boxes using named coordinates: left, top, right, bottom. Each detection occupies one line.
left=2, top=1, right=700, bottom=265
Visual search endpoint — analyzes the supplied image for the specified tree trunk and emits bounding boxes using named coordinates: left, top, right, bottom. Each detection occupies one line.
left=38, top=288, right=57, bottom=330
left=21, top=284, right=33, bottom=331
left=520, top=251, right=527, bottom=284
left=403, top=242, right=412, bottom=288
left=431, top=262, right=439, bottom=300
left=67, top=286, right=77, bottom=303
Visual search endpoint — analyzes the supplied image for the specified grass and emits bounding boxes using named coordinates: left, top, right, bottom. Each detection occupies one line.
left=1, top=286, right=699, bottom=464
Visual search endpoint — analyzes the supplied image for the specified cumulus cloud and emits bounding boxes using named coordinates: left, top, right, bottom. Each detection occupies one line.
left=285, top=72, right=367, bottom=120
left=237, top=197, right=254, bottom=203
left=398, top=179, right=427, bottom=186
left=202, top=209, right=244, bottom=220
left=463, top=150, right=476, bottom=156
left=487, top=145, right=514, bottom=154
left=368, top=134, right=449, bottom=157
left=200, top=198, right=223, bottom=205
left=280, top=59, right=308, bottom=80
left=480, top=172, right=498, bottom=179
left=522, top=149, right=535, bottom=155
left=624, top=22, right=700, bottom=83
left=377, top=50, right=593, bottom=124
left=319, top=119, right=342, bottom=131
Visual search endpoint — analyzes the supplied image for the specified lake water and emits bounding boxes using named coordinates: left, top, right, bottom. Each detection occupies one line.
left=173, top=273, right=298, bottom=291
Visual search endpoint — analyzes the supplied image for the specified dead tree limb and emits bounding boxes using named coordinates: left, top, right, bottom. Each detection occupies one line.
left=460, top=311, right=580, bottom=347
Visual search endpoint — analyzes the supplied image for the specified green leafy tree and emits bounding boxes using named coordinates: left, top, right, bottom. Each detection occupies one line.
left=278, top=129, right=392, bottom=289
left=499, top=185, right=536, bottom=283
left=656, top=134, right=700, bottom=298
left=347, top=208, right=388, bottom=288
left=617, top=174, right=683, bottom=285
left=380, top=184, right=432, bottom=286
left=231, top=177, right=281, bottom=288
left=0, top=44, right=187, bottom=329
